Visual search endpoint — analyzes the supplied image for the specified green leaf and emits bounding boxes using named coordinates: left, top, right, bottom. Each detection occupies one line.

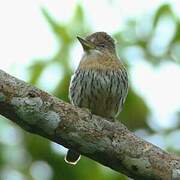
left=153, top=4, right=173, bottom=27
left=41, top=8, right=71, bottom=43
left=73, top=4, right=84, bottom=24
left=172, top=20, right=180, bottom=42
left=28, top=60, right=47, bottom=84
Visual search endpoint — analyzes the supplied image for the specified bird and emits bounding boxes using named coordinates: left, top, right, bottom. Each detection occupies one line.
left=65, top=32, right=129, bottom=165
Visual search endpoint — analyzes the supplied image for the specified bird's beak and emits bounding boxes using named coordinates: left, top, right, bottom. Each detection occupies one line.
left=77, top=36, right=95, bottom=51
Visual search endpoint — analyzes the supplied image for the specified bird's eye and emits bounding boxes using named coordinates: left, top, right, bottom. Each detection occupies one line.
left=99, top=44, right=106, bottom=48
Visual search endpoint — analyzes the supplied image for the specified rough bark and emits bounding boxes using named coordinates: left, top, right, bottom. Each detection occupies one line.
left=0, top=69, right=180, bottom=180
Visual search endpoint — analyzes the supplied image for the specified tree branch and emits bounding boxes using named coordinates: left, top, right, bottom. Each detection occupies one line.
left=0, top=69, right=180, bottom=180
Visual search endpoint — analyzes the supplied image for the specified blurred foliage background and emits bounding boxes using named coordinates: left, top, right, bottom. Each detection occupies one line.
left=0, top=1, right=180, bottom=180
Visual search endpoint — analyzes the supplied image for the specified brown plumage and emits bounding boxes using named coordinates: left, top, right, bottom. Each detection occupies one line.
left=65, top=32, right=128, bottom=165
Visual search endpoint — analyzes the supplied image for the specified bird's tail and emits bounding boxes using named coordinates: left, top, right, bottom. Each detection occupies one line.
left=65, top=149, right=81, bottom=165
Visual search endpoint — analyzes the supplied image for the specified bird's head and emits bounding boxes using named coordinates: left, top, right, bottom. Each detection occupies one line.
left=77, top=32, right=116, bottom=54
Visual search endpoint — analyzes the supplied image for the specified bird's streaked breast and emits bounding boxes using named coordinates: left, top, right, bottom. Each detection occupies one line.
left=69, top=67, right=128, bottom=118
